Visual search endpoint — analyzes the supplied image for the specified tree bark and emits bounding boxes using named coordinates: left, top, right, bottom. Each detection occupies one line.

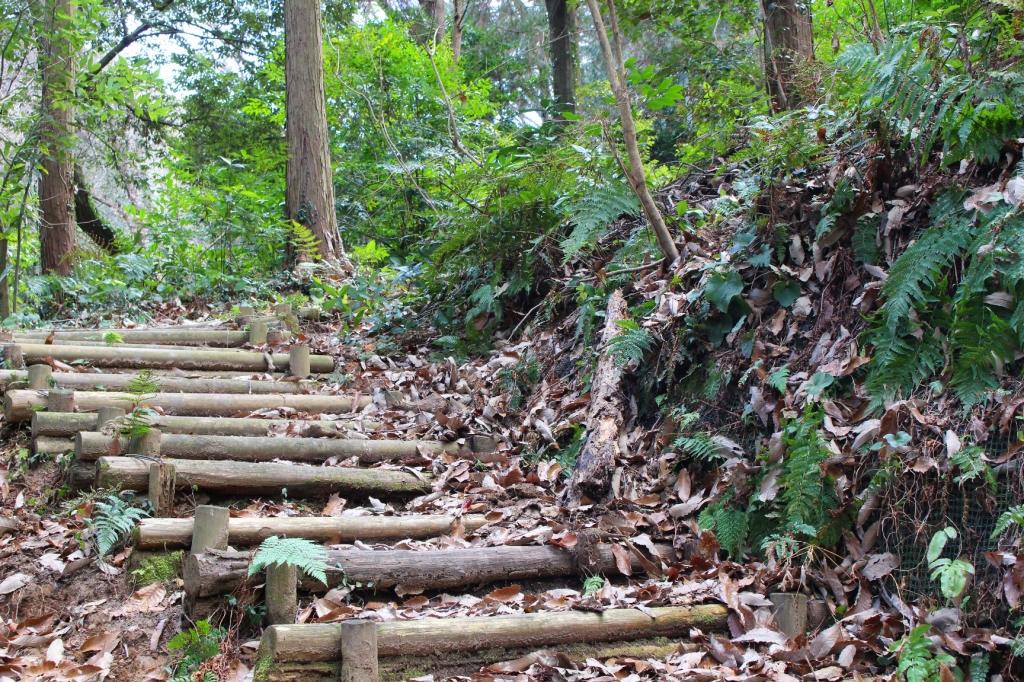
left=94, top=456, right=433, bottom=497
left=38, top=0, right=77, bottom=276
left=136, top=513, right=488, bottom=550
left=11, top=328, right=248, bottom=345
left=74, top=432, right=498, bottom=463
left=544, top=0, right=578, bottom=118
left=0, top=370, right=314, bottom=394
left=451, top=0, right=465, bottom=61
left=4, top=342, right=335, bottom=372
left=257, top=605, right=727, bottom=664
left=285, top=0, right=340, bottom=261
left=584, top=0, right=679, bottom=262
left=32, top=412, right=382, bottom=438
left=564, top=289, right=627, bottom=505
left=418, top=0, right=447, bottom=38
left=5, top=389, right=367, bottom=422
left=186, top=542, right=674, bottom=599
left=761, top=0, right=813, bottom=111
left=73, top=166, right=118, bottom=253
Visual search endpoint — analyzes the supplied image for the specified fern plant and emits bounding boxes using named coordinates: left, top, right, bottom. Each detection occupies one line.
left=90, top=493, right=151, bottom=556
left=248, top=536, right=328, bottom=585
left=992, top=504, right=1024, bottom=539
left=167, top=620, right=225, bottom=682
left=609, top=319, right=651, bottom=366
left=698, top=496, right=749, bottom=557
left=289, top=220, right=321, bottom=262
left=892, top=624, right=958, bottom=682
left=560, top=181, right=640, bottom=262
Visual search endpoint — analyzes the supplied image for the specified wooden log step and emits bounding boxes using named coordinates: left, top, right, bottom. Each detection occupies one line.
left=4, top=390, right=370, bottom=422
left=0, top=370, right=319, bottom=394
left=75, top=432, right=500, bottom=464
left=10, top=328, right=249, bottom=346
left=95, top=457, right=432, bottom=498
left=32, top=412, right=382, bottom=438
left=33, top=436, right=74, bottom=455
left=185, top=543, right=674, bottom=599
left=136, top=514, right=488, bottom=550
left=5, top=343, right=335, bottom=373
left=254, top=606, right=727, bottom=681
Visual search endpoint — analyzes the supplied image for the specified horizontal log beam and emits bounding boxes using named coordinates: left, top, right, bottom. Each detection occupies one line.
left=75, top=432, right=499, bottom=464
left=136, top=514, right=489, bottom=550
left=185, top=543, right=674, bottom=599
left=10, top=328, right=248, bottom=346
left=32, top=412, right=382, bottom=438
left=257, top=605, right=727, bottom=665
left=5, top=343, right=335, bottom=373
left=95, top=457, right=432, bottom=498
left=5, top=390, right=370, bottom=422
left=33, top=436, right=73, bottom=454
left=0, top=370, right=318, bottom=394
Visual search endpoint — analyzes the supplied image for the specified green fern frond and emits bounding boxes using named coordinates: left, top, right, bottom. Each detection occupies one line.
left=91, top=493, right=150, bottom=556
left=560, top=181, right=640, bottom=262
left=126, top=369, right=160, bottom=397
left=289, top=220, right=322, bottom=263
left=992, top=504, right=1024, bottom=539
left=698, top=499, right=748, bottom=557
left=767, top=365, right=790, bottom=393
left=249, top=536, right=328, bottom=585
left=609, top=319, right=651, bottom=366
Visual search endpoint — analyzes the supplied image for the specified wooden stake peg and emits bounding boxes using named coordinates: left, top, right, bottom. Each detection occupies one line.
left=340, top=619, right=379, bottom=682
left=129, top=428, right=162, bottom=456
left=27, top=364, right=53, bottom=389
left=273, top=302, right=293, bottom=317
left=288, top=344, right=311, bottom=378
left=265, top=562, right=298, bottom=625
left=148, top=462, right=176, bottom=517
left=96, top=406, right=126, bottom=431
left=248, top=319, right=269, bottom=345
left=46, top=389, right=76, bottom=413
left=191, top=505, right=230, bottom=554
left=769, top=592, right=809, bottom=638
left=266, top=329, right=286, bottom=345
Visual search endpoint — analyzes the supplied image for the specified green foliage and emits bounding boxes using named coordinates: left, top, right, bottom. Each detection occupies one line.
left=498, top=354, right=540, bottom=410
left=927, top=527, right=974, bottom=600
left=288, top=221, right=321, bottom=262
left=609, top=319, right=652, bottom=366
left=131, top=551, right=183, bottom=586
left=892, top=625, right=957, bottom=682
left=950, top=445, right=994, bottom=489
left=126, top=369, right=160, bottom=397
left=766, top=365, right=790, bottom=393
left=90, top=493, right=150, bottom=556
left=992, top=504, right=1024, bottom=539
left=560, top=181, right=640, bottom=262
left=167, top=620, right=225, bottom=682
left=102, top=331, right=124, bottom=345
left=778, top=407, right=836, bottom=539
left=249, top=536, right=328, bottom=585
left=582, top=575, right=604, bottom=596
left=698, top=497, right=749, bottom=557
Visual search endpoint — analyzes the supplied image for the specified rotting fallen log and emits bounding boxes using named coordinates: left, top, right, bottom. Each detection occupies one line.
left=95, top=457, right=432, bottom=498
left=254, top=606, right=727, bottom=681
left=32, top=412, right=382, bottom=438
left=10, top=328, right=248, bottom=346
left=564, top=289, right=627, bottom=506
left=0, top=370, right=317, bottom=394
left=185, top=543, right=674, bottom=599
left=5, top=343, right=335, bottom=373
left=136, top=514, right=489, bottom=550
left=4, top=390, right=370, bottom=422
left=75, top=432, right=499, bottom=464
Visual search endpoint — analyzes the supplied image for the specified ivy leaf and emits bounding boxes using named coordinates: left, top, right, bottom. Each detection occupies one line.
left=705, top=269, right=744, bottom=312
left=772, top=280, right=802, bottom=307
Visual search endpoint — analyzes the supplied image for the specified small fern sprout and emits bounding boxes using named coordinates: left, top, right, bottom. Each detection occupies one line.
left=249, top=536, right=329, bottom=585
left=609, top=319, right=652, bottom=366
left=90, top=493, right=151, bottom=556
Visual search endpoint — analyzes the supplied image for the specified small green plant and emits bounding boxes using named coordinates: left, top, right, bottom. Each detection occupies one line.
left=102, top=331, right=124, bottom=345
left=927, top=527, right=974, bottom=600
left=126, top=369, right=160, bottom=398
left=131, top=551, right=183, bottom=585
left=582, top=574, right=604, bottom=596
left=950, top=445, right=995, bottom=489
left=166, top=620, right=225, bottom=682
left=609, top=318, right=651, bottom=366
left=248, top=536, right=328, bottom=584
left=90, top=493, right=151, bottom=556
left=698, top=495, right=749, bottom=557
left=891, top=624, right=957, bottom=682
left=992, top=504, right=1024, bottom=539
left=498, top=353, right=540, bottom=410
left=766, top=365, right=790, bottom=393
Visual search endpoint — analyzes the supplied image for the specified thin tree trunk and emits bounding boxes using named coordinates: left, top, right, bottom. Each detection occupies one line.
left=584, top=0, right=679, bottom=263
left=761, top=0, right=814, bottom=111
left=452, top=0, right=465, bottom=62
left=38, top=0, right=77, bottom=276
left=545, top=0, right=578, bottom=118
left=418, top=0, right=446, bottom=39
left=0, top=235, right=9, bottom=318
left=73, top=166, right=118, bottom=253
left=285, top=0, right=341, bottom=261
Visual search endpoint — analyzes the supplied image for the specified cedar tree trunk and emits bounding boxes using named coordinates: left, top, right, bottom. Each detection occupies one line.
left=762, top=0, right=813, bottom=111
left=545, top=0, right=578, bottom=117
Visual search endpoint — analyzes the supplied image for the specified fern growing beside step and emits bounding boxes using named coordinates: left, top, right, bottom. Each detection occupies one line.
left=248, top=536, right=328, bottom=585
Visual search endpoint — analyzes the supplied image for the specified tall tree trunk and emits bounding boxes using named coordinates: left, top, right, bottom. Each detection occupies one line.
left=38, top=0, right=76, bottom=276
left=584, top=0, right=679, bottom=263
left=452, top=0, right=465, bottom=62
left=544, top=0, right=578, bottom=118
left=761, top=0, right=813, bottom=111
left=284, top=0, right=341, bottom=262
left=418, top=0, right=446, bottom=39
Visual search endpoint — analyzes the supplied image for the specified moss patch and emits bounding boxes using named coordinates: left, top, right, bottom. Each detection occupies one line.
left=131, top=550, right=183, bottom=586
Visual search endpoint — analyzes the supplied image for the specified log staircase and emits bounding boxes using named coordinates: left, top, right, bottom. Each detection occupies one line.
left=0, top=304, right=727, bottom=681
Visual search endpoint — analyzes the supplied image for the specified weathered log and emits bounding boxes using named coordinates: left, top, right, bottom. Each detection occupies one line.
left=255, top=605, right=727, bottom=668
left=32, top=436, right=74, bottom=455
left=185, top=543, right=673, bottom=599
left=257, top=639, right=696, bottom=682
left=0, top=369, right=319, bottom=394
left=5, top=390, right=369, bottom=422
left=339, top=620, right=377, bottom=682
left=136, top=514, right=488, bottom=550
left=192, top=505, right=230, bottom=554
left=95, top=457, right=432, bottom=498
left=74, top=432, right=498, bottom=464
left=32, top=412, right=382, bottom=438
left=564, top=289, right=627, bottom=506
left=149, top=461, right=176, bottom=517
left=5, top=343, right=335, bottom=373
left=266, top=563, right=298, bottom=625
left=27, top=364, right=52, bottom=389
left=13, top=339, right=234, bottom=351
left=12, top=328, right=248, bottom=346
